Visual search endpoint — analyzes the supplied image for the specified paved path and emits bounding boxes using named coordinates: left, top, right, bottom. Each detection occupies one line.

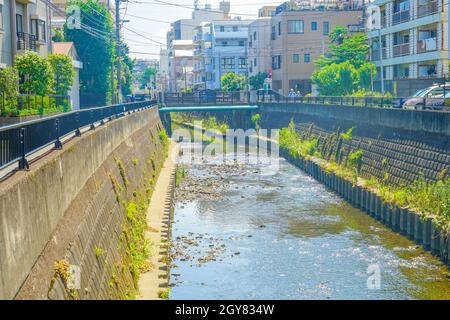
left=138, top=142, right=179, bottom=300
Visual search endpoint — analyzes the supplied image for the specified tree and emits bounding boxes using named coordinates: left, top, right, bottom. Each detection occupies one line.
left=65, top=0, right=114, bottom=105
left=52, top=28, right=65, bottom=42
left=138, top=67, right=157, bottom=90
left=249, top=72, right=267, bottom=90
left=121, top=44, right=135, bottom=96
left=221, top=72, right=247, bottom=92
left=0, top=67, right=19, bottom=108
left=312, top=26, right=377, bottom=96
left=48, top=54, right=74, bottom=96
left=15, top=52, right=53, bottom=96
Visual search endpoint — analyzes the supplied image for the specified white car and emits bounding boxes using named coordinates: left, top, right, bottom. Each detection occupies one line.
left=402, top=84, right=450, bottom=110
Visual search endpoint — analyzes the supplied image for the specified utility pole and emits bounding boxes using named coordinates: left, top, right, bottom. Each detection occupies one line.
left=115, top=0, right=122, bottom=103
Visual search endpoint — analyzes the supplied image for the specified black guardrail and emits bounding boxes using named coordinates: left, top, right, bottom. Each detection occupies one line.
left=256, top=90, right=449, bottom=111
left=0, top=100, right=157, bottom=171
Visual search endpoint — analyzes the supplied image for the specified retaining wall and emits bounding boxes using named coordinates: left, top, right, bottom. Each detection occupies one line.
left=0, top=107, right=166, bottom=299
left=280, top=148, right=450, bottom=267
left=259, top=104, right=450, bottom=186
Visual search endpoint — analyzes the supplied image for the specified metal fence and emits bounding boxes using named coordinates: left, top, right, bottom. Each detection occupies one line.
left=0, top=94, right=70, bottom=116
left=163, top=91, right=250, bottom=105
left=256, top=90, right=449, bottom=111
left=0, top=100, right=157, bottom=171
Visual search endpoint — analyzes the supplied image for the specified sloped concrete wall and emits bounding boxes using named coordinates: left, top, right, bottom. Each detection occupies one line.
left=259, top=104, right=450, bottom=185
left=0, top=107, right=164, bottom=300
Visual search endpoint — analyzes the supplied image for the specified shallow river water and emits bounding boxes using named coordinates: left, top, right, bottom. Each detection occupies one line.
left=169, top=143, right=450, bottom=300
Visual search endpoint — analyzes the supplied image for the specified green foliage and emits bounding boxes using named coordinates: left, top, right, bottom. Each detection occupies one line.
left=159, top=129, right=169, bottom=146
left=138, top=67, right=157, bottom=90
left=220, top=72, right=247, bottom=92
left=121, top=44, right=135, bottom=96
left=0, top=67, right=19, bottom=108
left=251, top=113, right=261, bottom=132
left=176, top=165, right=187, bottom=187
left=65, top=0, right=114, bottom=104
left=341, top=127, right=354, bottom=141
left=347, top=150, right=364, bottom=172
left=15, top=52, right=54, bottom=95
left=248, top=72, right=267, bottom=90
left=94, top=246, right=104, bottom=259
left=279, top=120, right=319, bottom=158
left=48, top=53, right=74, bottom=96
left=313, top=26, right=376, bottom=96
left=203, top=116, right=229, bottom=134
left=158, top=288, right=170, bottom=300
left=52, top=28, right=65, bottom=42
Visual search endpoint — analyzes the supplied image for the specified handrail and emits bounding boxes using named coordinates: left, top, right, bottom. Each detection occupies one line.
left=0, top=100, right=157, bottom=171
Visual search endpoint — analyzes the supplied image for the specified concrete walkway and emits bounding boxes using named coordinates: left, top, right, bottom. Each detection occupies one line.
left=138, top=141, right=179, bottom=300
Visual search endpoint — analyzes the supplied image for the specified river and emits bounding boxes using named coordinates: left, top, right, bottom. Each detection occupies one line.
left=169, top=141, right=450, bottom=300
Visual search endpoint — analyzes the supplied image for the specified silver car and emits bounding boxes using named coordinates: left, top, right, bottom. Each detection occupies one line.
left=402, top=84, right=450, bottom=110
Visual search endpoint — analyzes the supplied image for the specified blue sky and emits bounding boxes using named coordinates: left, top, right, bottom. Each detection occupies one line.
left=123, top=0, right=283, bottom=60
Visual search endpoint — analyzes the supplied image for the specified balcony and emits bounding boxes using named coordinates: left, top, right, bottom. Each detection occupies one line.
left=417, top=1, right=439, bottom=18
left=371, top=48, right=387, bottom=61
left=417, top=37, right=437, bottom=53
left=17, top=32, right=37, bottom=52
left=392, top=10, right=410, bottom=25
left=393, top=43, right=410, bottom=57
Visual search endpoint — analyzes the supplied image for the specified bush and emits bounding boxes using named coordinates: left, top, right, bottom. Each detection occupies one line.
left=0, top=67, right=19, bottom=109
left=15, top=52, right=54, bottom=95
left=48, top=54, right=74, bottom=96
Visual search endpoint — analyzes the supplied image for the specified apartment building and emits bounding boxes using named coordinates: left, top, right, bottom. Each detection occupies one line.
left=270, top=6, right=363, bottom=95
left=248, top=8, right=274, bottom=79
left=167, top=2, right=231, bottom=91
left=169, top=40, right=194, bottom=91
left=0, top=0, right=53, bottom=67
left=368, top=0, right=449, bottom=96
left=192, top=19, right=251, bottom=90
left=52, top=0, right=116, bottom=29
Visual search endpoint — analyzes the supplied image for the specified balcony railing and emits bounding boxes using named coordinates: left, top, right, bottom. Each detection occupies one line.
left=393, top=43, right=410, bottom=57
left=17, top=32, right=37, bottom=52
left=371, top=48, right=387, bottom=60
left=417, top=37, right=437, bottom=53
left=392, top=10, right=410, bottom=25
left=417, top=1, right=439, bottom=18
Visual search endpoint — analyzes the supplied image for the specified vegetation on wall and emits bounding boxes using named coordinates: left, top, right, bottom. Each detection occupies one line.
left=279, top=120, right=450, bottom=238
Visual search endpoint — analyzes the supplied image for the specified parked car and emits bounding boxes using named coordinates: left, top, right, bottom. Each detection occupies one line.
left=402, top=84, right=450, bottom=110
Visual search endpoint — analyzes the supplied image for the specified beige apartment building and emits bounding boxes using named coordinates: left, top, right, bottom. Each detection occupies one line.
left=270, top=8, right=363, bottom=95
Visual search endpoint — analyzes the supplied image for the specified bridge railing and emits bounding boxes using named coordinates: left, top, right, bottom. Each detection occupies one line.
left=0, top=100, right=157, bottom=172
left=256, top=90, right=449, bottom=111
left=163, top=91, right=250, bottom=106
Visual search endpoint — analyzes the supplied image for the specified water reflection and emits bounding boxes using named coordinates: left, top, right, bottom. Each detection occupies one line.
left=170, top=144, right=450, bottom=300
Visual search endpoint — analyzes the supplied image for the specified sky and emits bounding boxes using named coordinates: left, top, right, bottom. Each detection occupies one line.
left=122, top=0, right=285, bottom=60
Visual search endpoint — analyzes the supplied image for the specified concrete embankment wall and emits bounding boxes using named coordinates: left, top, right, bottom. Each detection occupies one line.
left=280, top=149, right=450, bottom=267
left=259, top=103, right=450, bottom=186
left=0, top=107, right=166, bottom=300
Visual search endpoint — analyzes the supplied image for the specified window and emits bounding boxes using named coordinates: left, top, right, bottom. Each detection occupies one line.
left=292, top=54, right=300, bottom=63
left=38, top=20, right=46, bottom=41
left=0, top=5, right=3, bottom=30
left=220, top=26, right=225, bottom=32
left=16, top=14, right=23, bottom=33
left=254, top=58, right=257, bottom=67
left=221, top=57, right=234, bottom=69
left=238, top=57, right=247, bottom=69
left=288, top=20, right=304, bottom=34
left=233, top=26, right=238, bottom=32
left=221, top=41, right=228, bottom=47
left=304, top=53, right=311, bottom=63
left=272, top=55, right=281, bottom=70
left=239, top=40, right=245, bottom=47
left=311, top=21, right=317, bottom=31
left=323, top=21, right=329, bottom=35
left=278, top=21, right=281, bottom=35
left=253, top=31, right=257, bottom=41
left=271, top=25, right=276, bottom=40
left=31, top=19, right=38, bottom=37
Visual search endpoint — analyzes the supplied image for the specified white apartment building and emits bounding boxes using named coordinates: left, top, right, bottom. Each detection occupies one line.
left=0, top=0, right=53, bottom=67
left=167, top=2, right=231, bottom=91
left=368, top=0, right=449, bottom=96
